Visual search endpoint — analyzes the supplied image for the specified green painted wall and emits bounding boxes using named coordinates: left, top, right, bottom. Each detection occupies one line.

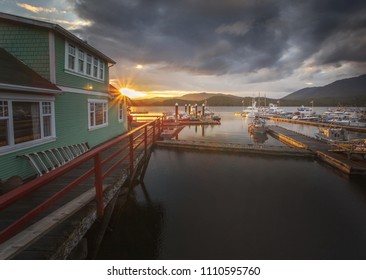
left=0, top=21, right=50, bottom=80
left=0, top=19, right=127, bottom=182
left=0, top=93, right=128, bottom=181
left=54, top=34, right=109, bottom=93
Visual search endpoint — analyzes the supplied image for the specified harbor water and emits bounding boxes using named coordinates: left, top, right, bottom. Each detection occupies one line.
left=97, top=106, right=366, bottom=260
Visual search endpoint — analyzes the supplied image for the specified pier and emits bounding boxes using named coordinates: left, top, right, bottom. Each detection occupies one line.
left=156, top=139, right=314, bottom=158
left=0, top=119, right=161, bottom=259
left=267, top=125, right=366, bottom=175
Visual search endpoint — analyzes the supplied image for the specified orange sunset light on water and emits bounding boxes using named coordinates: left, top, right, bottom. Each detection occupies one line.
left=119, top=88, right=146, bottom=99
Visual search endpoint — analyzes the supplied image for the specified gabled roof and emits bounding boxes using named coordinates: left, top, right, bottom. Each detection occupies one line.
left=0, top=48, right=61, bottom=94
left=0, top=12, right=116, bottom=64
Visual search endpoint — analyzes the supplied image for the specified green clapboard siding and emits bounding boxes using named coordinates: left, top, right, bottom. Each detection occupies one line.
left=54, top=34, right=109, bottom=92
left=0, top=93, right=128, bottom=181
left=0, top=21, right=50, bottom=80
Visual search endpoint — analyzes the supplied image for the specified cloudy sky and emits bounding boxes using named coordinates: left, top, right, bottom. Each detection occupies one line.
left=2, top=0, right=366, bottom=98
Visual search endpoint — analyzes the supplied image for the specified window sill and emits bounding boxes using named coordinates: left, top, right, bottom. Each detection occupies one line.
left=88, top=123, right=108, bottom=131
left=0, top=137, right=57, bottom=156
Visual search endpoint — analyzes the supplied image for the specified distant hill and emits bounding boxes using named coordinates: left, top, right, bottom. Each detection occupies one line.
left=281, top=74, right=366, bottom=106
left=128, top=74, right=366, bottom=107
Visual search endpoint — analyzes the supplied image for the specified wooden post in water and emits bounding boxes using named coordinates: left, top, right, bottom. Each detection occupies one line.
left=175, top=103, right=179, bottom=120
left=188, top=104, right=191, bottom=115
left=202, top=103, right=205, bottom=119
left=195, top=104, right=198, bottom=118
left=94, top=153, right=104, bottom=218
left=185, top=104, right=187, bottom=113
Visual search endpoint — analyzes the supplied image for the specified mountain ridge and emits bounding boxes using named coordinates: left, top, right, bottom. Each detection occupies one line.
left=129, top=74, right=366, bottom=106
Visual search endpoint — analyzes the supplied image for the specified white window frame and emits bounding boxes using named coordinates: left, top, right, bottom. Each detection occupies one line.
left=0, top=95, right=56, bottom=155
left=88, top=99, right=108, bottom=130
left=64, top=41, right=106, bottom=83
left=67, top=44, right=76, bottom=71
left=78, top=49, right=85, bottom=73
left=118, top=101, right=124, bottom=123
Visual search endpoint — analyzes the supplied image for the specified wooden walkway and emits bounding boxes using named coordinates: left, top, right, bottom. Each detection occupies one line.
left=267, top=125, right=366, bottom=175
left=0, top=120, right=160, bottom=259
left=155, top=139, right=314, bottom=158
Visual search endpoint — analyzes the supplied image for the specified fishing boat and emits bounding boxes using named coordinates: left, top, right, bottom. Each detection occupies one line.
left=314, top=127, right=350, bottom=144
left=243, top=98, right=259, bottom=118
left=248, top=117, right=267, bottom=134
left=297, top=105, right=313, bottom=115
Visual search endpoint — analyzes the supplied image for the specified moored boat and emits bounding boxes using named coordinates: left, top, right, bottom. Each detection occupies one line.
left=248, top=117, right=267, bottom=134
left=314, top=127, right=350, bottom=144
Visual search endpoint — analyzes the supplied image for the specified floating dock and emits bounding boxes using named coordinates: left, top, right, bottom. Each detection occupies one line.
left=155, top=139, right=314, bottom=158
left=267, top=125, right=366, bottom=175
left=269, top=117, right=366, bottom=133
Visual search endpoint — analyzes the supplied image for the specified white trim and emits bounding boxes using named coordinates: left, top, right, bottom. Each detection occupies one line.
left=118, top=101, right=124, bottom=123
left=64, top=41, right=106, bottom=83
left=0, top=137, right=56, bottom=156
left=0, top=83, right=61, bottom=94
left=64, top=69, right=104, bottom=84
left=87, top=99, right=108, bottom=130
left=0, top=93, right=55, bottom=101
left=0, top=97, right=57, bottom=155
left=48, top=31, right=56, bottom=84
left=58, top=86, right=109, bottom=97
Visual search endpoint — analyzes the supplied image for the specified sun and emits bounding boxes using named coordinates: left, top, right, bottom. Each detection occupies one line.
left=119, top=88, right=146, bottom=99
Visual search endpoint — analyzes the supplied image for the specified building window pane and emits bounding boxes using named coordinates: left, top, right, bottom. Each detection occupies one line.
left=0, top=119, right=8, bottom=147
left=13, top=102, right=41, bottom=144
left=93, top=58, right=98, bottom=78
left=43, top=116, right=51, bottom=137
left=68, top=44, right=76, bottom=70
left=99, top=61, right=104, bottom=80
left=86, top=54, right=92, bottom=75
left=78, top=50, right=85, bottom=73
left=0, top=100, right=9, bottom=117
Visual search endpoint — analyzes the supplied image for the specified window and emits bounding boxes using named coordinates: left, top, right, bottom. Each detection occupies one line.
left=0, top=99, right=55, bottom=152
left=13, top=102, right=41, bottom=144
left=0, top=101, right=9, bottom=147
left=93, top=57, right=99, bottom=78
left=65, top=42, right=106, bottom=82
left=86, top=54, right=92, bottom=76
left=118, top=101, right=124, bottom=122
left=88, top=100, right=108, bottom=129
left=78, top=50, right=85, bottom=73
left=42, top=102, right=52, bottom=137
left=99, top=61, right=104, bottom=80
left=68, top=44, right=76, bottom=70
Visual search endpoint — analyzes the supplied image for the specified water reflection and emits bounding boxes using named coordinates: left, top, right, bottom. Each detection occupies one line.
left=97, top=182, right=165, bottom=260
left=249, top=132, right=268, bottom=144
left=98, top=149, right=366, bottom=260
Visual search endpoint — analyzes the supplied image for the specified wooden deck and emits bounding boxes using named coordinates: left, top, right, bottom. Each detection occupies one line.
left=267, top=125, right=366, bottom=175
left=0, top=120, right=160, bottom=259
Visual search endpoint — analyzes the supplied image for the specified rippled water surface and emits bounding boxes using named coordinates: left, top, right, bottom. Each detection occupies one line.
left=97, top=106, right=366, bottom=260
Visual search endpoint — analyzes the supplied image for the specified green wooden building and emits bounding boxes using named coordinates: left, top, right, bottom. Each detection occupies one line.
left=0, top=12, right=127, bottom=184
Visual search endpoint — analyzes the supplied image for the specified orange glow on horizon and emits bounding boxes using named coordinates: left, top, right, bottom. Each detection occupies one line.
left=119, top=88, right=146, bottom=99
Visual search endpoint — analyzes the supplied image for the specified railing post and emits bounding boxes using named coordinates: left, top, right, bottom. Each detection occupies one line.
left=129, top=133, right=134, bottom=176
left=94, top=153, right=104, bottom=218
left=152, top=122, right=156, bottom=144
left=144, top=126, right=147, bottom=158
left=157, top=118, right=161, bottom=138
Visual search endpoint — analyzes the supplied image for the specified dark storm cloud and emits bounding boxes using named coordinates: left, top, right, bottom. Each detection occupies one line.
left=72, top=0, right=366, bottom=77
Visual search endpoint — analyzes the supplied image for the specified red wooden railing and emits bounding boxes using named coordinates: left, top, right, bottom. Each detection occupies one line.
left=0, top=118, right=161, bottom=244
